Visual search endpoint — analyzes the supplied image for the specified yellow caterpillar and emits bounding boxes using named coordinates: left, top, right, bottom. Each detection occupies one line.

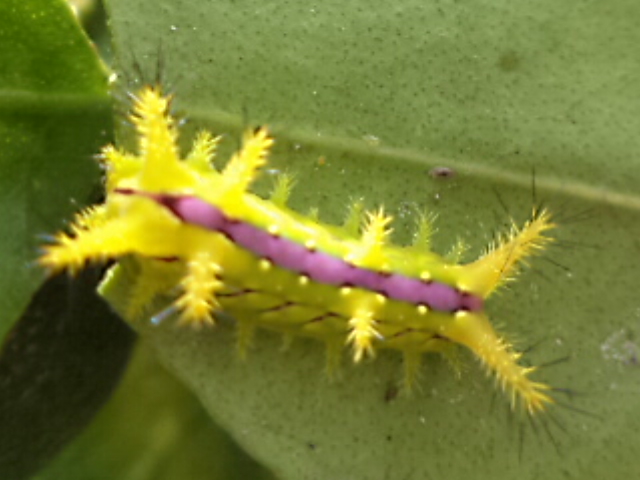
left=40, top=86, right=556, bottom=415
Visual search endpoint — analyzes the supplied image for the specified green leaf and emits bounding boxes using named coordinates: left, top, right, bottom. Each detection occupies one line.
left=102, top=1, right=640, bottom=479
left=36, top=343, right=275, bottom=480
left=0, top=0, right=111, bottom=341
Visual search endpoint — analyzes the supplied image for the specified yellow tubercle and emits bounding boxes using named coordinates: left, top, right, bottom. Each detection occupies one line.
left=132, top=87, right=198, bottom=191
left=443, top=311, right=554, bottom=414
left=347, top=307, right=380, bottom=362
left=40, top=217, right=136, bottom=274
left=348, top=209, right=393, bottom=268
left=175, top=250, right=223, bottom=327
left=70, top=205, right=108, bottom=234
left=445, top=238, right=468, bottom=263
left=412, top=211, right=437, bottom=250
left=221, top=127, right=274, bottom=196
left=305, top=207, right=320, bottom=222
left=462, top=208, right=555, bottom=297
left=185, top=130, right=220, bottom=173
left=342, top=200, right=364, bottom=236
left=269, top=172, right=296, bottom=207
left=100, top=145, right=141, bottom=191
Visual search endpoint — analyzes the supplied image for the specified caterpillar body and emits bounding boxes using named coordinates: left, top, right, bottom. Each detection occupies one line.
left=40, top=87, right=556, bottom=415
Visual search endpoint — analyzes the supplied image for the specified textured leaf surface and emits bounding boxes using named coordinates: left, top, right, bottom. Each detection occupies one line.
left=104, top=1, right=640, bottom=479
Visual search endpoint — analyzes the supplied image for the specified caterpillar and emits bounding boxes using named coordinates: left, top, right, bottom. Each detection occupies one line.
left=39, top=86, right=557, bottom=415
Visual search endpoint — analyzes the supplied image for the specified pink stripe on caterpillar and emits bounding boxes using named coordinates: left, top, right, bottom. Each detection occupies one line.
left=115, top=189, right=484, bottom=313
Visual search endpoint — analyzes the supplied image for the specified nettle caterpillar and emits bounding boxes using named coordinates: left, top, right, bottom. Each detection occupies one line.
left=40, top=87, right=558, bottom=416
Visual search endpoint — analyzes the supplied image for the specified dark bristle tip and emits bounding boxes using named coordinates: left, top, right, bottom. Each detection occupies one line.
left=538, top=355, right=571, bottom=369
left=554, top=400, right=601, bottom=420
left=522, top=337, right=549, bottom=355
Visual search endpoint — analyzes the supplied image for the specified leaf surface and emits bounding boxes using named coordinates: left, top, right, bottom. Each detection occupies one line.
left=103, top=1, right=640, bottom=479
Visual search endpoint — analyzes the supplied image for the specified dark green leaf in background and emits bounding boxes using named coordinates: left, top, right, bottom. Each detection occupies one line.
left=0, top=0, right=140, bottom=480
left=0, top=0, right=111, bottom=341
left=0, top=269, right=135, bottom=480
left=0, top=1, right=131, bottom=477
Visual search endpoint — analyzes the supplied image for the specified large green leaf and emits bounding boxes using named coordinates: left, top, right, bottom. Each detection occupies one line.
left=103, top=1, right=640, bottom=479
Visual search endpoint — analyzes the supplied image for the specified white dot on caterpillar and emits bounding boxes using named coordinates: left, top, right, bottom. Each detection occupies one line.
left=417, top=305, right=428, bottom=315
left=454, top=311, right=468, bottom=321
left=340, top=286, right=353, bottom=296
left=420, top=271, right=432, bottom=282
left=259, top=259, right=272, bottom=271
left=268, top=224, right=280, bottom=235
left=375, top=294, right=386, bottom=305
left=298, top=275, right=309, bottom=286
left=305, top=239, right=316, bottom=250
